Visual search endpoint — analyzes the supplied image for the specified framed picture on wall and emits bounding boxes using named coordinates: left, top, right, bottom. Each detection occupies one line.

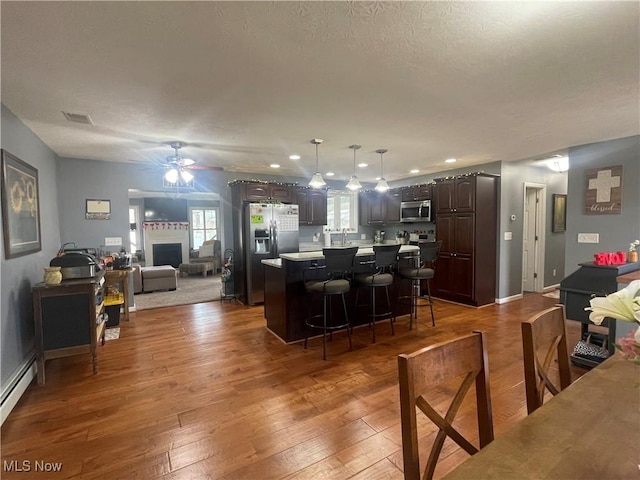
left=552, top=194, right=567, bottom=233
left=1, top=149, right=42, bottom=259
left=86, top=199, right=111, bottom=220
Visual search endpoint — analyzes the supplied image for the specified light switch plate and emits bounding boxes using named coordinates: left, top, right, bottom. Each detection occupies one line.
left=577, top=233, right=599, bottom=243
left=105, top=237, right=122, bottom=246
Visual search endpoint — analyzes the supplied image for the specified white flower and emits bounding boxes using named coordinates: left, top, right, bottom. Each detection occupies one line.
left=585, top=280, right=640, bottom=325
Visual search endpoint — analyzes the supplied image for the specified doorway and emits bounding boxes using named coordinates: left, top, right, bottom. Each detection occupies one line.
left=522, top=183, right=546, bottom=293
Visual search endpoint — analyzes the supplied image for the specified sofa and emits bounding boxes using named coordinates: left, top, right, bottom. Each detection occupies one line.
left=191, top=239, right=221, bottom=273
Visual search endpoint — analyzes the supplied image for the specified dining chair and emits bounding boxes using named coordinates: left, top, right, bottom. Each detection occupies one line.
left=398, top=331, right=494, bottom=480
left=521, top=305, right=572, bottom=414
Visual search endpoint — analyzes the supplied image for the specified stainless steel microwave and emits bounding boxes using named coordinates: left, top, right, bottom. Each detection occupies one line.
left=400, top=200, right=431, bottom=223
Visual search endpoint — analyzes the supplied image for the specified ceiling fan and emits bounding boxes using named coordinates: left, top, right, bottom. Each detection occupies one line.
left=161, top=141, right=223, bottom=185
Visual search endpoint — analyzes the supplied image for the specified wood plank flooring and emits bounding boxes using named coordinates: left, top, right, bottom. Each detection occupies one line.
left=1, top=294, right=587, bottom=479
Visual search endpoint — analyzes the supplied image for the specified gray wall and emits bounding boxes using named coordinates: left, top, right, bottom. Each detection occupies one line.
left=498, top=161, right=567, bottom=298
left=565, top=135, right=640, bottom=274
left=1, top=105, right=61, bottom=397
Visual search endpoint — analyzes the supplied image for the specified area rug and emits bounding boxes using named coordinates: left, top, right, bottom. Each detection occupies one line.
left=134, top=274, right=223, bottom=311
left=105, top=327, right=120, bottom=341
left=543, top=290, right=560, bottom=299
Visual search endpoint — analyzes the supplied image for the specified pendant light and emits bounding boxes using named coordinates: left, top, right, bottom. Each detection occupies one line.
left=375, top=149, right=390, bottom=192
left=345, top=144, right=363, bottom=190
left=308, top=138, right=326, bottom=188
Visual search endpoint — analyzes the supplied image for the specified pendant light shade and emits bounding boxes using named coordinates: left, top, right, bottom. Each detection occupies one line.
left=375, top=149, right=390, bottom=192
left=164, top=168, right=179, bottom=184
left=345, top=144, right=363, bottom=191
left=308, top=138, right=326, bottom=188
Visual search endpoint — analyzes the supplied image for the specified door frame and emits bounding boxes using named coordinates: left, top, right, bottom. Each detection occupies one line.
left=522, top=183, right=546, bottom=293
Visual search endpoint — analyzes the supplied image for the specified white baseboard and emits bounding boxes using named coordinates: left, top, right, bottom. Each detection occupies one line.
left=495, top=293, right=524, bottom=304
left=1, top=360, right=36, bottom=425
left=543, top=283, right=560, bottom=293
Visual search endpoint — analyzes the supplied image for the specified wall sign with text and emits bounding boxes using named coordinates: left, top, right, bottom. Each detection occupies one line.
left=584, top=165, right=623, bottom=215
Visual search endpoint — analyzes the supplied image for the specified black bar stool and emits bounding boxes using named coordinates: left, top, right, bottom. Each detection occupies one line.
left=398, top=240, right=442, bottom=328
left=303, top=247, right=358, bottom=360
left=354, top=244, right=401, bottom=343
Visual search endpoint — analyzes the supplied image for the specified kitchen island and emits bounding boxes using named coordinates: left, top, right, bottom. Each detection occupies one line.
left=262, top=245, right=419, bottom=343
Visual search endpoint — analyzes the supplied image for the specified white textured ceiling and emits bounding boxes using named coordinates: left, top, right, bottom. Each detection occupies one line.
left=2, top=1, right=639, bottom=183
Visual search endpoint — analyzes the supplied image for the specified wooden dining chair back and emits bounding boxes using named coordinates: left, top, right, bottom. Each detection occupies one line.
left=521, top=305, right=572, bottom=414
left=397, top=331, right=494, bottom=480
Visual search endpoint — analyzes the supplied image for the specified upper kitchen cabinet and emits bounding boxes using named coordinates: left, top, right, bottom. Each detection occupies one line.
left=401, top=184, right=432, bottom=202
left=434, top=177, right=475, bottom=213
left=239, top=182, right=294, bottom=203
left=295, top=187, right=327, bottom=226
left=359, top=189, right=401, bottom=225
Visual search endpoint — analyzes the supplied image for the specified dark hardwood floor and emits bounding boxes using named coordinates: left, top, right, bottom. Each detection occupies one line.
left=1, top=294, right=586, bottom=479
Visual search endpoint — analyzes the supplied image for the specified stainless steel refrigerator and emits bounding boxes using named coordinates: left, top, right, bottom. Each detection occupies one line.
left=244, top=203, right=299, bottom=305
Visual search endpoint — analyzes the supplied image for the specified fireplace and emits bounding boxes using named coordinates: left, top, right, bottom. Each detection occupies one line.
left=153, top=243, right=182, bottom=268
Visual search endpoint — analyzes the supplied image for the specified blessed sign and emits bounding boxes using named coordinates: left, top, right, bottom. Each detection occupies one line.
left=584, top=165, right=623, bottom=215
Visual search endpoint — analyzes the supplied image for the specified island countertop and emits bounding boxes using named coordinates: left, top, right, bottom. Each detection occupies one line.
left=278, top=244, right=418, bottom=262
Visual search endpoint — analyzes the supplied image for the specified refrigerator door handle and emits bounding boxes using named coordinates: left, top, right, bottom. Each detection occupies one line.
left=271, top=219, right=278, bottom=257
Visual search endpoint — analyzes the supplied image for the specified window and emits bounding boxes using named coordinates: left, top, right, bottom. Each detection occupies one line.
left=324, top=190, right=358, bottom=233
left=129, top=206, right=140, bottom=253
left=190, top=207, right=219, bottom=249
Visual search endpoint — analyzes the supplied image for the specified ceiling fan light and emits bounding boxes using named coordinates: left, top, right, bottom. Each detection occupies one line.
left=164, top=168, right=179, bottom=184
left=346, top=175, right=362, bottom=190
left=375, top=178, right=390, bottom=192
left=180, top=169, right=194, bottom=183
left=309, top=172, right=326, bottom=188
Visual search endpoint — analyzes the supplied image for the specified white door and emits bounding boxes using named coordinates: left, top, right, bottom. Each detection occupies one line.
left=522, top=188, right=537, bottom=292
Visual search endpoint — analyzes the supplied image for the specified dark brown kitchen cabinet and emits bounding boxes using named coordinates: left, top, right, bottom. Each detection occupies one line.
left=359, top=189, right=401, bottom=225
left=432, top=174, right=498, bottom=306
left=295, top=187, right=327, bottom=225
left=241, top=182, right=293, bottom=203
left=401, top=184, right=432, bottom=201
left=435, top=176, right=475, bottom=213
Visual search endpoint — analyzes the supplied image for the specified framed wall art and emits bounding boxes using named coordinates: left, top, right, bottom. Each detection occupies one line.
left=584, top=165, right=623, bottom=215
left=86, top=199, right=111, bottom=220
left=1, top=149, right=42, bottom=259
left=552, top=194, right=567, bottom=233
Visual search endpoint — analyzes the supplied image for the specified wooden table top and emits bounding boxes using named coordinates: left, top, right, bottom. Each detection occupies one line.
left=443, top=355, right=640, bottom=479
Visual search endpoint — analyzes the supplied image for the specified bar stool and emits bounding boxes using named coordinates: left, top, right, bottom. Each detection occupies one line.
left=354, top=244, right=401, bottom=343
left=398, top=240, right=442, bottom=329
left=303, top=247, right=358, bottom=360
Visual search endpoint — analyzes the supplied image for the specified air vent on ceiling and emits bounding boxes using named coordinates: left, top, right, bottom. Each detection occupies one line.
left=61, top=111, right=94, bottom=125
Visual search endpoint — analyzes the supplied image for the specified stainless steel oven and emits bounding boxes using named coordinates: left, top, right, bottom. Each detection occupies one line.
left=400, top=200, right=431, bottom=223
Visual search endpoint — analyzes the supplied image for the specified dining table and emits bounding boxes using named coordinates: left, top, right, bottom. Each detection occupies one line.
left=442, top=354, right=640, bottom=479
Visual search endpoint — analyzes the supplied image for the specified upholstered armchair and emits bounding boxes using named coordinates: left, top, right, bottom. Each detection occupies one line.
left=191, top=239, right=221, bottom=273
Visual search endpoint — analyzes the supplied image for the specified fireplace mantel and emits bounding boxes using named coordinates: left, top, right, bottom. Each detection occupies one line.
left=143, top=222, right=189, bottom=266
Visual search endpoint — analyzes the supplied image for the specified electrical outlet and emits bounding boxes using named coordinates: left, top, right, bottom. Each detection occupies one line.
left=553, top=269, right=557, bottom=276
left=105, top=237, right=122, bottom=246
left=504, top=231, right=512, bottom=241
left=577, top=233, right=599, bottom=243
left=361, top=234, right=366, bottom=240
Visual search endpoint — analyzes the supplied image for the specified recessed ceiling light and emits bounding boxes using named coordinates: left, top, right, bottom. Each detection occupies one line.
left=445, top=158, right=457, bottom=164
left=325, top=172, right=335, bottom=177
left=357, top=163, right=368, bottom=168
left=289, top=154, right=300, bottom=160
left=270, top=164, right=280, bottom=168
left=410, top=169, right=419, bottom=174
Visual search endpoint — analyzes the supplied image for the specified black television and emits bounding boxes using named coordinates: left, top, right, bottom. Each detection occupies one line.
left=144, top=198, right=188, bottom=222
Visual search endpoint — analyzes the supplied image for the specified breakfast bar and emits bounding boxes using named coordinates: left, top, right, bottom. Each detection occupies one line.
left=262, top=245, right=419, bottom=343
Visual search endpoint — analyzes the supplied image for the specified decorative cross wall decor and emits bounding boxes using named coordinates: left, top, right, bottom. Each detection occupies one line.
left=584, top=165, right=623, bottom=215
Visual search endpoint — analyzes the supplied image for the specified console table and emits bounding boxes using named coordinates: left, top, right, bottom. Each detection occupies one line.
left=33, top=272, right=106, bottom=384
